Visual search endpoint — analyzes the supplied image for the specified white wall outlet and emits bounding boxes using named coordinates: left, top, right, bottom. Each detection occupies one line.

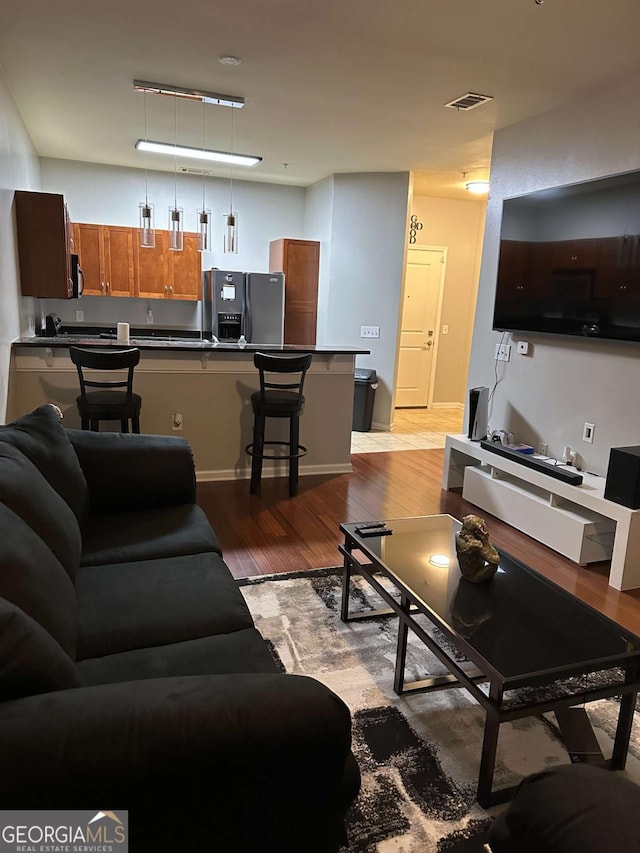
left=172, top=412, right=183, bottom=431
left=147, top=309, right=154, bottom=324
left=582, top=422, right=595, bottom=443
left=75, top=310, right=84, bottom=323
left=360, top=325, right=380, bottom=339
left=537, top=442, right=548, bottom=455
left=442, top=324, right=449, bottom=335
left=495, top=343, right=511, bottom=362
left=517, top=341, right=530, bottom=355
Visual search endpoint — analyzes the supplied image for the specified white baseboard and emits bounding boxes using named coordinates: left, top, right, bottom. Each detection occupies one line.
left=430, top=401, right=464, bottom=410
left=196, top=462, right=353, bottom=482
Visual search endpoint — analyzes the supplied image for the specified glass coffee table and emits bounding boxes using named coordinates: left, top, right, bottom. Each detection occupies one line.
left=339, top=514, right=640, bottom=807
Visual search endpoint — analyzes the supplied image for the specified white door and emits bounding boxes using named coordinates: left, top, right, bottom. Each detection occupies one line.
left=395, top=248, right=445, bottom=407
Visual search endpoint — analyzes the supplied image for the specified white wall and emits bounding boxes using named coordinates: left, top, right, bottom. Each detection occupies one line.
left=468, top=71, right=640, bottom=473
left=39, top=158, right=306, bottom=328
left=317, top=172, right=410, bottom=429
left=0, top=69, right=41, bottom=421
left=410, top=196, right=485, bottom=406
left=304, top=176, right=334, bottom=344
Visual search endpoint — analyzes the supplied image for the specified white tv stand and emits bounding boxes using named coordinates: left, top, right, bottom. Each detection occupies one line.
left=443, top=434, right=640, bottom=591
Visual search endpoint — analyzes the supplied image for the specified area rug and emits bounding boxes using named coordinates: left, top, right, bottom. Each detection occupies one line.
left=239, top=568, right=640, bottom=853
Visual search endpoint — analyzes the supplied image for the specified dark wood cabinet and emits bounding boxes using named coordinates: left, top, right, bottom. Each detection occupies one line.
left=15, top=191, right=73, bottom=298
left=269, top=238, right=320, bottom=345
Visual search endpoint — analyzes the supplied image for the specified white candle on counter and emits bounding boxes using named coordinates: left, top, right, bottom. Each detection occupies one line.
left=117, top=322, right=130, bottom=343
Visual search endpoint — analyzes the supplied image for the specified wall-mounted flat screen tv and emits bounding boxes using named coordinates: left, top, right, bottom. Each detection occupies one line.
left=493, top=169, right=640, bottom=342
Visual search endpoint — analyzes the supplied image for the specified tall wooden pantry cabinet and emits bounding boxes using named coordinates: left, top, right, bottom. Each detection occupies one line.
left=269, top=238, right=320, bottom=345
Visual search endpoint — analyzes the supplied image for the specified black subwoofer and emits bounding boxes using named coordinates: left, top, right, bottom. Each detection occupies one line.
left=604, top=446, right=640, bottom=508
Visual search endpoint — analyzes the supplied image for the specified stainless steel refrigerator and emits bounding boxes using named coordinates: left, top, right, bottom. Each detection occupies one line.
left=245, top=272, right=284, bottom=345
left=201, top=270, right=284, bottom=345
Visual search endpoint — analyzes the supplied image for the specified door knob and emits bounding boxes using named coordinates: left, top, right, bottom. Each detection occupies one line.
left=424, top=340, right=433, bottom=348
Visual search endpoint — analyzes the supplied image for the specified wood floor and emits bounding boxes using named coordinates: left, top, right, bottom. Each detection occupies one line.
left=197, top=448, right=640, bottom=635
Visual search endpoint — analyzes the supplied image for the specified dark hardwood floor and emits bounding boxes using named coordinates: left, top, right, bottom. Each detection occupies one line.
left=197, top=448, right=640, bottom=635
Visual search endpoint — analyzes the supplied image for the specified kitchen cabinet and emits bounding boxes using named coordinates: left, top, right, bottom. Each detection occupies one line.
left=269, top=238, right=320, bottom=345
left=133, top=231, right=201, bottom=300
left=73, top=223, right=135, bottom=297
left=74, top=225, right=201, bottom=300
left=15, top=191, right=74, bottom=298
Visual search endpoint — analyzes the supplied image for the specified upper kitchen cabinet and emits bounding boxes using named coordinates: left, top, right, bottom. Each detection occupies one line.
left=133, top=231, right=201, bottom=300
left=269, top=238, right=320, bottom=345
left=73, top=223, right=135, bottom=297
left=15, top=191, right=74, bottom=298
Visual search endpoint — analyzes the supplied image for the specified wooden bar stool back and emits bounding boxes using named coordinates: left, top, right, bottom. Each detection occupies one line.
left=70, top=346, right=142, bottom=433
left=245, top=351, right=312, bottom=497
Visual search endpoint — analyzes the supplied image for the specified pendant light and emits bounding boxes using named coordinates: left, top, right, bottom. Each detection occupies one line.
left=197, top=100, right=211, bottom=252
left=168, top=94, right=184, bottom=251
left=138, top=91, right=155, bottom=248
left=224, top=105, right=238, bottom=254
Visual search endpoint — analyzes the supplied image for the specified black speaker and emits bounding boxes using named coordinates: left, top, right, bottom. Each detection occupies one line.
left=604, top=446, right=640, bottom=508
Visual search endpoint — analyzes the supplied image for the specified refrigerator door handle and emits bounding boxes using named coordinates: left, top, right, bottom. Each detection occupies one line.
left=244, top=274, right=252, bottom=342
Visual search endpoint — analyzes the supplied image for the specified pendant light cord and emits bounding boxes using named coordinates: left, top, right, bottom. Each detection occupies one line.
left=202, top=101, right=206, bottom=210
left=229, top=105, right=234, bottom=215
left=144, top=91, right=149, bottom=206
left=173, top=94, right=178, bottom=209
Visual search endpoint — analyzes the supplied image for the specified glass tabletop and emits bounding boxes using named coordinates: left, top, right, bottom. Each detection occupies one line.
left=341, top=514, right=640, bottom=683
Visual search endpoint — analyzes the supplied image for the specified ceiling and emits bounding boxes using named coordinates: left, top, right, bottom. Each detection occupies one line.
left=1, top=0, right=639, bottom=200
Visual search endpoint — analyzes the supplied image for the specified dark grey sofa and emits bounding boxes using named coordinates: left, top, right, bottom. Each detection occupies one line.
left=0, top=405, right=359, bottom=852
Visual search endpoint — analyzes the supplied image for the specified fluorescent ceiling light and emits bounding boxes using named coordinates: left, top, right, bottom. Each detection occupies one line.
left=466, top=181, right=490, bottom=194
left=133, top=80, right=244, bottom=109
left=135, top=139, right=261, bottom=167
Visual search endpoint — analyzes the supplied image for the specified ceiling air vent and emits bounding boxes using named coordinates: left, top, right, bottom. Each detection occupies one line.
left=179, top=167, right=214, bottom=176
left=444, top=92, right=493, bottom=111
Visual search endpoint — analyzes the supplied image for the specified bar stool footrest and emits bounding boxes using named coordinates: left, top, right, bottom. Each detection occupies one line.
left=245, top=440, right=308, bottom=461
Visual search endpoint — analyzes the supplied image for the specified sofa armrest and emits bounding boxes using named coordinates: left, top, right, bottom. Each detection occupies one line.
left=0, top=673, right=358, bottom=851
left=67, top=429, right=196, bottom=514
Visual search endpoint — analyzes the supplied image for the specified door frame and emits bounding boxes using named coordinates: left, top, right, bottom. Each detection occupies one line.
left=395, top=244, right=448, bottom=408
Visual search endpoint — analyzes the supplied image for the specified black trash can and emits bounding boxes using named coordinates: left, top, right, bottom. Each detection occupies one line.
left=352, top=368, right=378, bottom=432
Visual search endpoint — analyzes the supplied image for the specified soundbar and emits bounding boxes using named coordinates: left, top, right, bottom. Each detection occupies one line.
left=480, top=440, right=583, bottom=485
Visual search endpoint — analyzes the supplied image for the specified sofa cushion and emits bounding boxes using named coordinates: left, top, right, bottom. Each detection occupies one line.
left=79, top=504, right=222, bottom=568
left=78, top=627, right=278, bottom=685
left=76, top=552, right=254, bottom=659
left=488, top=763, right=640, bottom=853
left=0, top=443, right=81, bottom=580
left=0, top=504, right=77, bottom=658
left=0, top=406, right=88, bottom=522
left=0, top=598, right=82, bottom=700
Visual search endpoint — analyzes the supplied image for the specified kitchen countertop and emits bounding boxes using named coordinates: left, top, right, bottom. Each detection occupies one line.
left=13, top=335, right=370, bottom=355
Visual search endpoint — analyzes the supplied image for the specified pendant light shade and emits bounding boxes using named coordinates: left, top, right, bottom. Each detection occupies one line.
left=224, top=106, right=238, bottom=254
left=168, top=206, right=184, bottom=251
left=139, top=203, right=155, bottom=248
left=138, top=92, right=156, bottom=248
left=224, top=212, right=237, bottom=254
left=198, top=208, right=211, bottom=252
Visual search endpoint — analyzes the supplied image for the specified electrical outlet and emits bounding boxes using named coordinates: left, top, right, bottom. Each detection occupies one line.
left=75, top=310, right=84, bottom=323
left=517, top=341, right=530, bottom=355
left=582, top=422, right=595, bottom=443
left=442, top=324, right=449, bottom=335
left=537, top=442, right=548, bottom=455
left=360, top=326, right=380, bottom=339
left=147, top=309, right=154, bottom=325
left=495, top=343, right=511, bottom=362
left=172, top=412, right=183, bottom=431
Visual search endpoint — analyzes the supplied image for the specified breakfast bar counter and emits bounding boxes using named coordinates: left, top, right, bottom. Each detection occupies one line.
left=9, top=337, right=369, bottom=482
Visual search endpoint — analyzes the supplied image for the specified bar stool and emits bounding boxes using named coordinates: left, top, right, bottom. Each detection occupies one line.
left=70, top=346, right=142, bottom=433
left=245, top=352, right=312, bottom=497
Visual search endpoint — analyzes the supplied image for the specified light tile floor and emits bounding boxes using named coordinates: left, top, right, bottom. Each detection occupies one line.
left=351, top=407, right=465, bottom=454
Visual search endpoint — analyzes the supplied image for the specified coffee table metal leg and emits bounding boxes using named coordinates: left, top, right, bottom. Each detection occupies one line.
left=477, top=682, right=503, bottom=808
left=393, top=594, right=410, bottom=694
left=612, top=687, right=637, bottom=770
left=340, top=552, right=353, bottom=622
